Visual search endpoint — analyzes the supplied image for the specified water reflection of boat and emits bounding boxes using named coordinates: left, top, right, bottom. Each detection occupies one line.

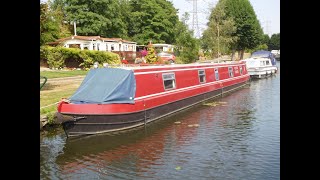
left=57, top=62, right=250, bottom=137
left=56, top=106, right=203, bottom=176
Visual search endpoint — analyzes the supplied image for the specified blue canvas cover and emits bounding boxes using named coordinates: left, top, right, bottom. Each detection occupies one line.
left=69, top=68, right=136, bottom=104
left=251, top=50, right=277, bottom=66
left=251, top=50, right=270, bottom=58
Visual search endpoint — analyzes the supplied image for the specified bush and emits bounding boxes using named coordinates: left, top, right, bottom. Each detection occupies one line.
left=46, top=47, right=67, bottom=69
left=174, top=57, right=184, bottom=64
left=247, top=44, right=269, bottom=54
left=145, top=44, right=157, bottom=64
left=40, top=46, right=121, bottom=69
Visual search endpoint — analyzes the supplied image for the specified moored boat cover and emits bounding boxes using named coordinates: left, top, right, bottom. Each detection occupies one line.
left=251, top=50, right=277, bottom=66
left=69, top=68, right=136, bottom=104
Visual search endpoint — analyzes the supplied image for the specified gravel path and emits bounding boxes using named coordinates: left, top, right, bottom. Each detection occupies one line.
left=46, top=76, right=85, bottom=84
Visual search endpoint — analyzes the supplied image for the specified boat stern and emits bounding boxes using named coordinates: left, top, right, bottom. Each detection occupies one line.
left=56, top=99, right=75, bottom=124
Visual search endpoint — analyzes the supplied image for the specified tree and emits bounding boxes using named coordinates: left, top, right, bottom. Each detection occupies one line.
left=64, top=0, right=127, bottom=38
left=40, top=0, right=72, bottom=46
left=201, top=1, right=237, bottom=58
left=174, top=12, right=200, bottom=63
left=223, top=0, right=264, bottom=59
left=128, top=0, right=179, bottom=45
left=268, top=33, right=280, bottom=50
left=262, top=34, right=270, bottom=45
left=40, top=2, right=60, bottom=46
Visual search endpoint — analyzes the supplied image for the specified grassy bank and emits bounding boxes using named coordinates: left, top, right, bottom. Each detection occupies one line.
left=40, top=70, right=87, bottom=125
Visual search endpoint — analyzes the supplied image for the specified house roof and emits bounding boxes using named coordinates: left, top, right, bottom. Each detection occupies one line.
left=46, top=35, right=136, bottom=45
left=100, top=37, right=122, bottom=42
left=57, top=35, right=101, bottom=42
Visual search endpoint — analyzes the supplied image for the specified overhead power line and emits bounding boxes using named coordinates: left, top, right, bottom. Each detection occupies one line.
left=186, top=0, right=200, bottom=38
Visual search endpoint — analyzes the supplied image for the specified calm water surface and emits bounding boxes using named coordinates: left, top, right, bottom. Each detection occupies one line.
left=40, top=62, right=280, bottom=180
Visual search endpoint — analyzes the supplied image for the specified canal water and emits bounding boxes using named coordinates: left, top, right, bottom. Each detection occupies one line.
left=40, top=62, right=280, bottom=180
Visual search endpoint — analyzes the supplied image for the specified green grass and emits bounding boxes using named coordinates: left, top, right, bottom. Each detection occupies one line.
left=40, top=70, right=86, bottom=118
left=40, top=83, right=79, bottom=125
left=40, top=89, right=78, bottom=115
left=40, top=70, right=88, bottom=78
left=40, top=78, right=81, bottom=116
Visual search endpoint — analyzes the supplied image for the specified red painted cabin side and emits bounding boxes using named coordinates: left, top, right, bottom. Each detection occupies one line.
left=58, top=62, right=249, bottom=115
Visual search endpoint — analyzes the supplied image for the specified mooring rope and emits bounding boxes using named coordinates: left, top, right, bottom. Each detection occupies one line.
left=40, top=101, right=60, bottom=109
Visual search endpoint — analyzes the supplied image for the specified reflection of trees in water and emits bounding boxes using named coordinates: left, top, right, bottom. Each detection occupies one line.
left=194, top=87, right=258, bottom=178
left=194, top=75, right=279, bottom=179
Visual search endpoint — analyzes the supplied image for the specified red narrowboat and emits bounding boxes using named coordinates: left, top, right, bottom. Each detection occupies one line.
left=57, top=62, right=250, bottom=137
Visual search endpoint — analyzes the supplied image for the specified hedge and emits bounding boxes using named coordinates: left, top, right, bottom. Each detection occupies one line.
left=40, top=46, right=121, bottom=69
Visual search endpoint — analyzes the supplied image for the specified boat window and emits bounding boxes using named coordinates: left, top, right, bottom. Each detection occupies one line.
left=228, top=67, right=234, bottom=78
left=239, top=66, right=243, bottom=75
left=162, top=73, right=176, bottom=90
left=214, top=68, right=219, bottom=80
left=266, top=60, right=270, bottom=65
left=198, top=70, right=206, bottom=83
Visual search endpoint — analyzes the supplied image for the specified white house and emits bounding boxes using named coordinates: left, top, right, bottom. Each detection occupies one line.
left=48, top=35, right=137, bottom=52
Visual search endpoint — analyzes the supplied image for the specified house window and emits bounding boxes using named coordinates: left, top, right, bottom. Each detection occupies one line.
left=214, top=68, right=219, bottom=80
left=162, top=73, right=176, bottom=90
left=69, top=44, right=80, bottom=49
left=198, top=70, right=206, bottom=83
left=239, top=66, right=243, bottom=75
left=228, top=67, right=234, bottom=78
left=111, top=44, right=114, bottom=51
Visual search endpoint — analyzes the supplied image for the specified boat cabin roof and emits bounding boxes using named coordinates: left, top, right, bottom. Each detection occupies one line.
left=241, top=57, right=272, bottom=68
left=116, top=61, right=245, bottom=72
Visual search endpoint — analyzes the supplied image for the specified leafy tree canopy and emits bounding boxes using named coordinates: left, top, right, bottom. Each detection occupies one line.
left=201, top=0, right=237, bottom=58
left=268, top=33, right=280, bottom=50
left=64, top=0, right=127, bottom=38
left=40, top=1, right=72, bottom=46
left=223, top=0, right=264, bottom=50
left=128, top=0, right=179, bottom=45
left=174, top=12, right=200, bottom=63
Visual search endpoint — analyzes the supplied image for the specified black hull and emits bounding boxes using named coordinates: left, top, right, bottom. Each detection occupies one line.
left=59, top=81, right=248, bottom=137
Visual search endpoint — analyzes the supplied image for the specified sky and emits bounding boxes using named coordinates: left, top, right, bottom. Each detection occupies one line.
left=170, top=0, right=280, bottom=38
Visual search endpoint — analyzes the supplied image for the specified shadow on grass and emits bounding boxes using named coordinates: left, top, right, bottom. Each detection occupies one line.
left=41, top=83, right=59, bottom=91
